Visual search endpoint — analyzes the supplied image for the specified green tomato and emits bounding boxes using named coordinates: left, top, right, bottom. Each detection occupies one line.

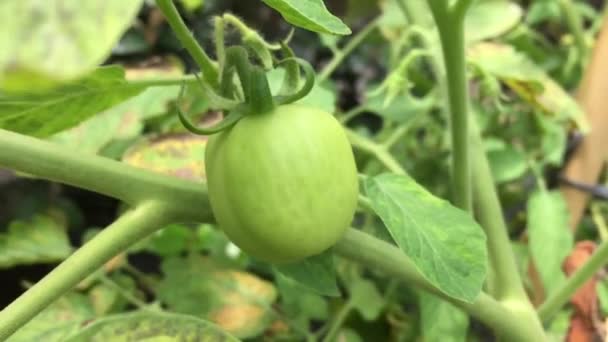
left=205, top=104, right=359, bottom=263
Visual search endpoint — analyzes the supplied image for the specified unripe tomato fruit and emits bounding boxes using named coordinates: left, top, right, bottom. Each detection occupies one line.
left=205, top=104, right=359, bottom=263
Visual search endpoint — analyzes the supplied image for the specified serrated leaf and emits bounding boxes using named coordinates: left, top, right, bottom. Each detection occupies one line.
left=64, top=311, right=239, bottom=342
left=419, top=292, right=468, bottom=342
left=364, top=173, right=487, bottom=302
left=261, top=0, right=351, bottom=35
left=527, top=190, right=573, bottom=295
left=51, top=85, right=180, bottom=154
left=157, top=256, right=277, bottom=339
left=350, top=279, right=384, bottom=321
left=0, top=66, right=145, bottom=137
left=275, top=249, right=339, bottom=297
left=0, top=1, right=143, bottom=91
left=0, top=214, right=72, bottom=268
left=8, top=293, right=95, bottom=342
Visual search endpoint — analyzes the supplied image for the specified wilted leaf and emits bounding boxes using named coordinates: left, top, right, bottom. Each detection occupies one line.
left=123, top=133, right=208, bottom=182
left=0, top=1, right=143, bottom=90
left=364, top=173, right=487, bottom=303
left=157, top=256, right=277, bottom=339
left=468, top=42, right=588, bottom=132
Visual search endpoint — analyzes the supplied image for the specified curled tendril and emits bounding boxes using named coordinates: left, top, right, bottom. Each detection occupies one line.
left=176, top=81, right=244, bottom=136
left=273, top=57, right=316, bottom=106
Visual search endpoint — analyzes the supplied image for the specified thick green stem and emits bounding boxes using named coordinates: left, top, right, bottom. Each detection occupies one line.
left=538, top=238, right=608, bottom=322
left=428, top=3, right=471, bottom=212
left=318, top=18, right=381, bottom=82
left=155, top=0, right=219, bottom=87
left=0, top=201, right=175, bottom=340
left=0, top=129, right=212, bottom=221
left=470, top=121, right=529, bottom=301
left=334, top=230, right=545, bottom=341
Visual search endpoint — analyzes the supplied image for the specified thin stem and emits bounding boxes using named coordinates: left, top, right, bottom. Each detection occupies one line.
left=428, top=5, right=471, bottom=212
left=96, top=273, right=151, bottom=310
left=346, top=129, right=406, bottom=175
left=382, top=124, right=410, bottom=149
left=559, top=0, right=589, bottom=64
left=334, top=230, right=546, bottom=341
left=322, top=301, right=353, bottom=342
left=0, top=201, right=174, bottom=340
left=538, top=238, right=608, bottom=322
left=469, top=120, right=529, bottom=301
left=0, top=129, right=212, bottom=222
left=126, top=74, right=199, bottom=87
left=155, top=0, right=219, bottom=87
left=338, top=104, right=369, bottom=124
left=319, top=17, right=381, bottom=82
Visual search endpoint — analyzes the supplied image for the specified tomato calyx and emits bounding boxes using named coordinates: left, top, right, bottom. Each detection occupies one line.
left=177, top=45, right=316, bottom=136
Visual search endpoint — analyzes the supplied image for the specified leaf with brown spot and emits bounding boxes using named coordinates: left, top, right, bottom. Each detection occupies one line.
left=123, top=133, right=207, bottom=182
left=157, top=256, right=278, bottom=339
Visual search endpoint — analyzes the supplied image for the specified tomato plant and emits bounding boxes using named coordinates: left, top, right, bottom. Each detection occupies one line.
left=0, top=0, right=606, bottom=341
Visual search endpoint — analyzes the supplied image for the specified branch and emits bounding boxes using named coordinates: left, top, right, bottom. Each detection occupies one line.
left=0, top=129, right=212, bottom=222
left=155, top=0, right=219, bottom=87
left=0, top=201, right=175, bottom=340
left=334, top=230, right=545, bottom=341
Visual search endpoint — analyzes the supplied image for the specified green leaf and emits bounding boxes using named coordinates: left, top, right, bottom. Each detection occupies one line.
left=0, top=214, right=72, bottom=268
left=465, top=1, right=522, bottom=44
left=157, top=256, right=277, bottom=339
left=364, top=173, right=487, bottom=303
left=275, top=275, right=329, bottom=330
left=51, top=85, right=180, bottom=154
left=486, top=145, right=528, bottom=183
left=8, top=293, right=95, bottom=342
left=261, top=0, right=351, bottom=35
left=146, top=224, right=193, bottom=257
left=0, top=1, right=143, bottom=91
left=0, top=66, right=145, bottom=137
left=527, top=190, right=573, bottom=295
left=275, top=249, right=340, bottom=297
left=419, top=292, right=468, bottom=342
left=64, top=311, right=239, bottom=342
left=350, top=279, right=384, bottom=321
